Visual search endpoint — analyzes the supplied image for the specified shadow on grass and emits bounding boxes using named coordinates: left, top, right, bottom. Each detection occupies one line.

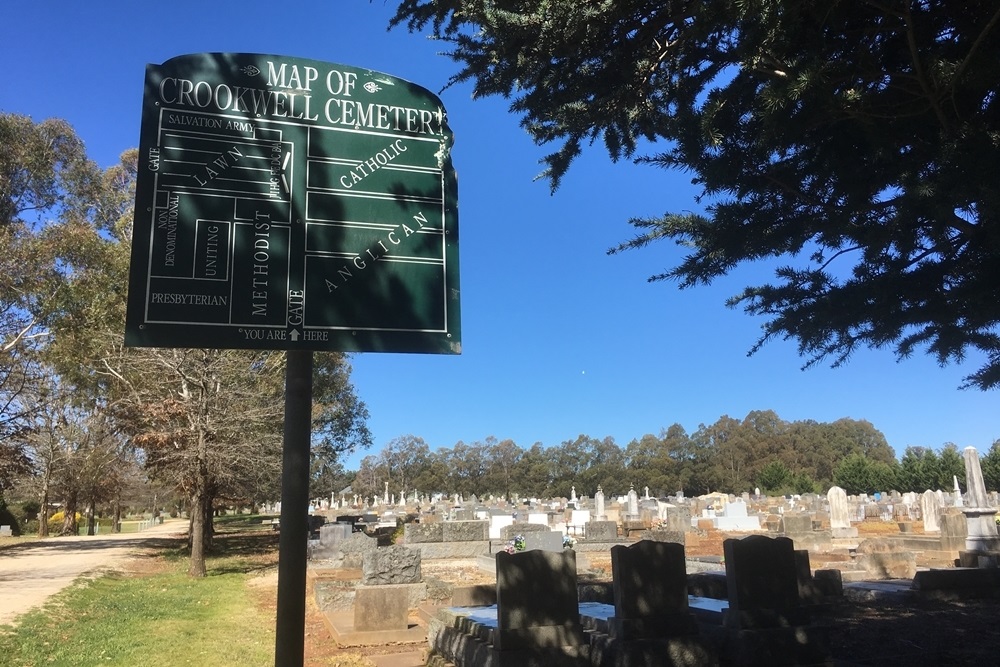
left=204, top=530, right=280, bottom=576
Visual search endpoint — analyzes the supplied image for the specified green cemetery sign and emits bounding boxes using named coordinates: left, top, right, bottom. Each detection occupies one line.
left=125, top=53, right=460, bottom=354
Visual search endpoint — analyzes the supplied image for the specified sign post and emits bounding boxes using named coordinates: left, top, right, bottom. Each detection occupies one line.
left=275, top=349, right=312, bottom=666
left=125, top=53, right=460, bottom=666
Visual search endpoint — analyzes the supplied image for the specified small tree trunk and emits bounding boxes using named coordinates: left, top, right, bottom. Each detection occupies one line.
left=188, top=486, right=207, bottom=577
left=112, top=497, right=121, bottom=534
left=61, top=489, right=79, bottom=536
left=86, top=500, right=96, bottom=536
left=38, top=486, right=50, bottom=538
left=202, top=492, right=214, bottom=552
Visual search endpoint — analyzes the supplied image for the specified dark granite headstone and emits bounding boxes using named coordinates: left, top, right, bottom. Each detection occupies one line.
left=495, top=549, right=587, bottom=651
left=723, top=535, right=802, bottom=629
left=610, top=540, right=697, bottom=639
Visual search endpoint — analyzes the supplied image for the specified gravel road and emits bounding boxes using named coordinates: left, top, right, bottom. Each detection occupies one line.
left=0, top=519, right=186, bottom=626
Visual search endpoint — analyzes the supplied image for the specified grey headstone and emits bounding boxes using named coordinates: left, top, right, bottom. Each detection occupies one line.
left=500, top=522, right=550, bottom=541
left=939, top=510, right=968, bottom=551
left=353, top=585, right=409, bottom=631
left=584, top=520, right=618, bottom=541
left=0, top=525, right=12, bottom=537
left=335, top=531, right=378, bottom=568
left=361, top=545, right=422, bottom=585
left=403, top=522, right=444, bottom=544
left=660, top=505, right=691, bottom=533
left=522, top=530, right=564, bottom=553
left=779, top=513, right=813, bottom=535
left=442, top=519, right=488, bottom=542
left=319, top=522, right=352, bottom=546
left=642, top=528, right=685, bottom=546
left=855, top=538, right=917, bottom=579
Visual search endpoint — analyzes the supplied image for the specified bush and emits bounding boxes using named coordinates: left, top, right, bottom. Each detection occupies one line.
left=0, top=502, right=21, bottom=535
left=47, top=511, right=84, bottom=533
left=20, top=500, right=40, bottom=520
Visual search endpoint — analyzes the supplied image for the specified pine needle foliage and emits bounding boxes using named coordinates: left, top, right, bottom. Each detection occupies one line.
left=391, top=0, right=1000, bottom=389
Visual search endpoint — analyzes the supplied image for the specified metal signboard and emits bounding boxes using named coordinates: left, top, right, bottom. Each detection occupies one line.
left=125, top=53, right=460, bottom=353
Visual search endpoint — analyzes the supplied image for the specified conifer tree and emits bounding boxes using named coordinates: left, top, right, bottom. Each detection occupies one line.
left=392, top=1, right=1000, bottom=388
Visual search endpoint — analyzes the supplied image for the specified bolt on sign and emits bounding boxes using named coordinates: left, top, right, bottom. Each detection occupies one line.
left=125, top=53, right=460, bottom=354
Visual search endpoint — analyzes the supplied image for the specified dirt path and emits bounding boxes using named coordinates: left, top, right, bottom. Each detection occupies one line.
left=0, top=519, right=187, bottom=626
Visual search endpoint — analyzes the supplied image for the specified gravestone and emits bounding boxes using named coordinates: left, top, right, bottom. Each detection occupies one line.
left=316, top=530, right=377, bottom=568
left=522, top=530, right=564, bottom=553
left=585, top=520, right=619, bottom=542
left=660, top=505, right=691, bottom=533
left=961, top=447, right=1000, bottom=554
left=361, top=545, right=422, bottom=585
left=856, top=538, right=917, bottom=579
left=626, top=486, right=640, bottom=519
left=721, top=535, right=830, bottom=665
left=595, top=485, right=606, bottom=520
left=723, top=535, right=802, bottom=630
left=442, top=520, right=489, bottom=542
left=404, top=522, right=444, bottom=543
left=827, top=486, right=856, bottom=538
left=500, top=522, right=551, bottom=541
left=490, top=514, right=516, bottom=539
left=353, top=585, right=409, bottom=632
left=778, top=513, right=812, bottom=536
left=939, top=509, right=968, bottom=552
left=712, top=499, right=761, bottom=531
left=610, top=540, right=697, bottom=639
left=643, top=528, right=685, bottom=546
left=494, top=550, right=589, bottom=658
left=921, top=490, right=941, bottom=533
left=0, top=525, right=11, bottom=538
left=309, top=522, right=355, bottom=559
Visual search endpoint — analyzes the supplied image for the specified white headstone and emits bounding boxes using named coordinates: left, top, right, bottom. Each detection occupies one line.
left=921, top=489, right=940, bottom=532
left=595, top=486, right=606, bottom=520
left=953, top=475, right=964, bottom=507
left=827, top=486, right=850, bottom=529
left=964, top=447, right=990, bottom=508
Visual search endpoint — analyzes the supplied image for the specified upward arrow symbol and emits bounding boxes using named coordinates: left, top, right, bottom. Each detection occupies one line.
left=289, top=330, right=300, bottom=341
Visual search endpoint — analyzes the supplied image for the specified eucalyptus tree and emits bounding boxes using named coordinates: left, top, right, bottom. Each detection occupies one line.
left=0, top=113, right=103, bottom=496
left=391, top=1, right=1000, bottom=389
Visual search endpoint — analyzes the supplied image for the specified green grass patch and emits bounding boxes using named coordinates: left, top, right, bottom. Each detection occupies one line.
left=0, top=530, right=279, bottom=667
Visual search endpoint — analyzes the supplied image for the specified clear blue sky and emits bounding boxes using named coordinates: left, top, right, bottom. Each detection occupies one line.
left=4, top=1, right=996, bottom=471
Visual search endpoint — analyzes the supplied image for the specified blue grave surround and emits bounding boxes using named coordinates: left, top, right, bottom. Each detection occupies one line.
left=440, top=595, right=730, bottom=640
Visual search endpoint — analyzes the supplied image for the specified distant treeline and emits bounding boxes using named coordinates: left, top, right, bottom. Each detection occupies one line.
left=327, top=410, right=1000, bottom=501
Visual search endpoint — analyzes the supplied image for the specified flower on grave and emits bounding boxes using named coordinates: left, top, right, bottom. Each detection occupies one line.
left=504, top=534, right=526, bottom=554
left=563, top=535, right=576, bottom=549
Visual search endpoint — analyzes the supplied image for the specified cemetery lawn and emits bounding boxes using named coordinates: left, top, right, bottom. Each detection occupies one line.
left=0, top=516, right=280, bottom=667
